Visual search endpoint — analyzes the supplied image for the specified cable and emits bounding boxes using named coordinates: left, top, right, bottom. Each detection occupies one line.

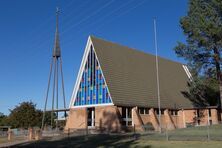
left=61, top=0, right=146, bottom=47
left=61, top=0, right=115, bottom=35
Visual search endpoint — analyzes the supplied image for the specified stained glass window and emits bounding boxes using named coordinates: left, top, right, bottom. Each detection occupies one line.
left=74, top=46, right=112, bottom=106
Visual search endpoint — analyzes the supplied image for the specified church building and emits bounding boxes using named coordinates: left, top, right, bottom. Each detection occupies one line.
left=65, top=36, right=219, bottom=132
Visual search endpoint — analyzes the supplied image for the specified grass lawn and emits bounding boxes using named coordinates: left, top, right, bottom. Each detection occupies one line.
left=166, top=124, right=222, bottom=141
left=14, top=134, right=222, bottom=148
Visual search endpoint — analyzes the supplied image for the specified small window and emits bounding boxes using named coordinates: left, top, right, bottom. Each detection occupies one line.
left=161, top=109, right=164, bottom=115
left=139, top=108, right=144, bottom=114
left=144, top=108, right=149, bottom=114
left=208, top=109, right=211, bottom=117
left=175, top=110, right=178, bottom=116
left=155, top=109, right=164, bottom=115
left=139, top=108, right=149, bottom=114
left=197, top=109, right=200, bottom=118
left=128, top=108, right=132, bottom=118
left=170, top=110, right=178, bottom=116
left=155, top=109, right=159, bottom=115
left=209, top=120, right=212, bottom=125
left=121, top=107, right=132, bottom=126
left=197, top=119, right=201, bottom=125
left=122, top=107, right=126, bottom=118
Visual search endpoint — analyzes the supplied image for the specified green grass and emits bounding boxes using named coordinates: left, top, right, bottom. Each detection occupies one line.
left=15, top=134, right=222, bottom=148
left=166, top=124, right=222, bottom=141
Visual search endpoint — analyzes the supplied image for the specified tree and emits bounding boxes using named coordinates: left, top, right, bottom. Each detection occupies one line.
left=182, top=76, right=219, bottom=107
left=8, top=101, right=42, bottom=128
left=174, top=0, right=222, bottom=109
left=0, top=112, right=6, bottom=121
left=0, top=112, right=8, bottom=126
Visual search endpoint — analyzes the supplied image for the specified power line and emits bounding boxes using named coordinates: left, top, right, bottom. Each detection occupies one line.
left=61, top=0, right=147, bottom=47
left=19, top=1, right=114, bottom=59
left=17, top=0, right=87, bottom=55
left=60, top=0, right=115, bottom=35
left=14, top=1, right=146, bottom=66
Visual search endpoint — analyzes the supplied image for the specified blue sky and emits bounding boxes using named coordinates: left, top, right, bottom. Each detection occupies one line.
left=0, top=0, right=188, bottom=115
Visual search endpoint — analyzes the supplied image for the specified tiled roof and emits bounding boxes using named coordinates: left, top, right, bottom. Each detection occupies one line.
left=91, top=36, right=193, bottom=109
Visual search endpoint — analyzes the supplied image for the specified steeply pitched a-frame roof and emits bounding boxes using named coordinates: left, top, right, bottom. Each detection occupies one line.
left=90, top=36, right=193, bottom=109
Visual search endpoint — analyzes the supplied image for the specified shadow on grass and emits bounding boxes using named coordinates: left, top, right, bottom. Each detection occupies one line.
left=13, top=134, right=151, bottom=148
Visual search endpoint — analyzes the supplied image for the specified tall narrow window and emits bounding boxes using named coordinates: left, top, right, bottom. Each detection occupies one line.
left=197, top=109, right=200, bottom=118
left=121, top=107, right=132, bottom=126
left=208, top=109, right=211, bottom=117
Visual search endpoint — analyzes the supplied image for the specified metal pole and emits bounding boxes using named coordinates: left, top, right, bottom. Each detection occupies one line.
left=51, top=57, right=56, bottom=129
left=166, top=124, right=169, bottom=141
left=56, top=58, right=59, bottom=130
left=153, top=19, right=161, bottom=132
left=41, top=58, right=54, bottom=130
left=207, top=109, right=210, bottom=141
left=59, top=57, right=67, bottom=118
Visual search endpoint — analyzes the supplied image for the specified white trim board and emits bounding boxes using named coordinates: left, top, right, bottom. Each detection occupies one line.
left=70, top=103, right=114, bottom=109
left=182, top=65, right=192, bottom=81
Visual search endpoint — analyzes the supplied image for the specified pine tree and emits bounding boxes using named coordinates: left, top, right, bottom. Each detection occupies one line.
left=174, top=0, right=222, bottom=110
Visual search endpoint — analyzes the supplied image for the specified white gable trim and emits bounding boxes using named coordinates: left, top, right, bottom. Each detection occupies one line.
left=71, top=103, right=113, bottom=109
left=69, top=36, right=114, bottom=108
left=69, top=37, right=91, bottom=108
left=182, top=65, right=193, bottom=81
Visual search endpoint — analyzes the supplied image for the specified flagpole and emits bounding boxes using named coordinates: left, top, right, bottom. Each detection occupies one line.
left=153, top=18, right=161, bottom=133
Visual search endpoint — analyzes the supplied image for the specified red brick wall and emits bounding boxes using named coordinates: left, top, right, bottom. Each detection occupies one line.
left=147, top=108, right=160, bottom=131
left=132, top=107, right=144, bottom=131
left=211, top=109, right=218, bottom=124
left=182, top=109, right=219, bottom=126
left=65, top=108, right=87, bottom=130
left=95, top=106, right=122, bottom=132
left=164, top=109, right=176, bottom=130
left=65, top=106, right=220, bottom=132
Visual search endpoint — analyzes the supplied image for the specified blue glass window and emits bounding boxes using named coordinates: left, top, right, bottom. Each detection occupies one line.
left=74, top=46, right=112, bottom=106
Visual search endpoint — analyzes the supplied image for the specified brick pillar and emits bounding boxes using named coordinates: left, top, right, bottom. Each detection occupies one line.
left=149, top=108, right=160, bottom=131
left=34, top=129, right=42, bottom=140
left=7, top=128, right=13, bottom=141
left=182, top=109, right=186, bottom=128
left=210, top=109, right=218, bottom=124
left=132, top=107, right=144, bottom=131
left=28, top=128, right=33, bottom=141
left=164, top=109, right=175, bottom=130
